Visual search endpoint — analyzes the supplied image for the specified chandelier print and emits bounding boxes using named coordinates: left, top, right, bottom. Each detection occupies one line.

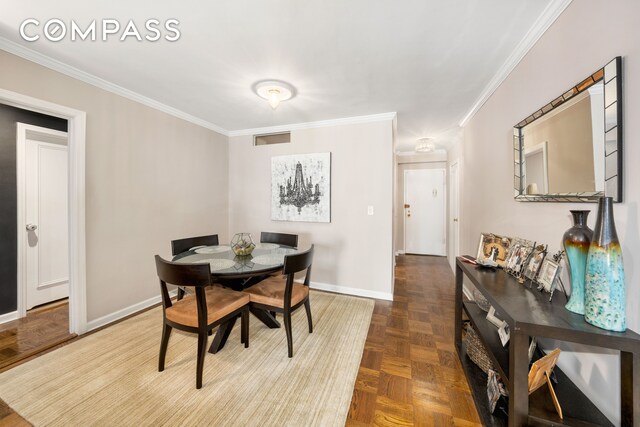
left=271, top=153, right=331, bottom=223
left=279, top=162, right=321, bottom=213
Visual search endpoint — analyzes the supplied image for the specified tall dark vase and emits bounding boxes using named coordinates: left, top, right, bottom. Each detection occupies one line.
left=584, top=197, right=626, bottom=331
left=563, top=210, right=592, bottom=315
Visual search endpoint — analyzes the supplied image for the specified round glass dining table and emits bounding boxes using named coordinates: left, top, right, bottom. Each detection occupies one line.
left=171, top=242, right=298, bottom=354
left=172, top=243, right=298, bottom=280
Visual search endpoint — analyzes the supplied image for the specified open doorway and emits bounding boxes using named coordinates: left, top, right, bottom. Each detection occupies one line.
left=0, top=88, right=87, bottom=369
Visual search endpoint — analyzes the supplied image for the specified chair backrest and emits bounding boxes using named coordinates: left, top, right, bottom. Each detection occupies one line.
left=260, top=232, right=298, bottom=248
left=171, top=234, right=219, bottom=256
left=283, top=245, right=314, bottom=287
left=155, top=255, right=212, bottom=318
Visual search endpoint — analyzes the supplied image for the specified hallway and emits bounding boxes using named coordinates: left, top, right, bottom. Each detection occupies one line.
left=346, top=255, right=480, bottom=425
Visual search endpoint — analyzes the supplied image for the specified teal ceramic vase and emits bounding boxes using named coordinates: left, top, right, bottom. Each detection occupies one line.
left=564, top=210, right=592, bottom=315
left=584, top=197, right=626, bottom=331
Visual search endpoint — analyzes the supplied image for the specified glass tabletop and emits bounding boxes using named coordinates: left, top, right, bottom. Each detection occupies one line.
left=172, top=244, right=298, bottom=277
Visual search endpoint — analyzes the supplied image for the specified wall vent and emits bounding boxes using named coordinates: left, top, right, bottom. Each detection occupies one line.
left=254, top=132, right=291, bottom=145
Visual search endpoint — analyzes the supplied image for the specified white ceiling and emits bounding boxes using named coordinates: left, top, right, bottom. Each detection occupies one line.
left=0, top=0, right=561, bottom=152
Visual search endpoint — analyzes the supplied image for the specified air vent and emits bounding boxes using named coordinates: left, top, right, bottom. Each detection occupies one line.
left=254, top=132, right=291, bottom=146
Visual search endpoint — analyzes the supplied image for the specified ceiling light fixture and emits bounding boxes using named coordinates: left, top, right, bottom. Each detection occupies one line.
left=415, top=137, right=435, bottom=152
left=254, top=80, right=295, bottom=110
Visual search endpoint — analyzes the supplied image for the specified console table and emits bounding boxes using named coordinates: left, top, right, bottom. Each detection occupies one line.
left=455, top=257, right=640, bottom=426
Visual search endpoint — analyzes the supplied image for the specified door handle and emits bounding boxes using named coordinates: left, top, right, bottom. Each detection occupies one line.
left=26, top=224, right=38, bottom=231
left=453, top=218, right=459, bottom=222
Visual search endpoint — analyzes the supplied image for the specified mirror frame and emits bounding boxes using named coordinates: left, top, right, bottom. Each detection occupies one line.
left=514, top=56, right=623, bottom=202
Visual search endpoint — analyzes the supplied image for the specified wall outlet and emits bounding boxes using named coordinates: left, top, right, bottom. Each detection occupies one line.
left=367, top=206, right=374, bottom=215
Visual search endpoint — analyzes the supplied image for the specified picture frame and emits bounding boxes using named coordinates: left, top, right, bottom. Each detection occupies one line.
left=271, top=152, right=331, bottom=223
left=498, top=323, right=510, bottom=347
left=524, top=245, right=547, bottom=281
left=476, top=233, right=512, bottom=267
left=504, top=238, right=534, bottom=277
left=486, top=306, right=505, bottom=329
left=536, top=258, right=561, bottom=292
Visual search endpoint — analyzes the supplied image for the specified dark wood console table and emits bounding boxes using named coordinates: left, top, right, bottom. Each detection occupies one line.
left=455, top=256, right=640, bottom=426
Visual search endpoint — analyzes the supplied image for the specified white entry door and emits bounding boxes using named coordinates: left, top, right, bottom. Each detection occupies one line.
left=20, top=125, right=69, bottom=310
left=404, top=169, right=446, bottom=256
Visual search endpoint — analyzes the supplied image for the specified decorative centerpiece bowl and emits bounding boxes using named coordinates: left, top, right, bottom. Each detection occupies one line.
left=231, top=233, right=256, bottom=256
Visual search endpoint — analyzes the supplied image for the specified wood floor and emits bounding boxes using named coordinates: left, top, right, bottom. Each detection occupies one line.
left=0, top=300, right=74, bottom=372
left=346, top=255, right=481, bottom=426
left=0, top=256, right=479, bottom=426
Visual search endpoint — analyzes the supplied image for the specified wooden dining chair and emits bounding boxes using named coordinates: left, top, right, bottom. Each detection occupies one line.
left=171, top=234, right=220, bottom=256
left=260, top=232, right=298, bottom=248
left=171, top=234, right=220, bottom=300
left=155, top=255, right=250, bottom=389
left=243, top=245, right=314, bottom=357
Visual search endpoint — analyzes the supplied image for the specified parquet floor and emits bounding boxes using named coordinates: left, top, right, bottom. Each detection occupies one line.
left=0, top=256, right=479, bottom=426
left=346, top=255, right=481, bottom=426
left=0, top=300, right=74, bottom=373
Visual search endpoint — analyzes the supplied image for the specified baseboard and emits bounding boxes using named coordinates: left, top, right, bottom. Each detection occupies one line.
left=395, top=250, right=406, bottom=256
left=462, top=285, right=474, bottom=301
left=309, top=280, right=393, bottom=301
left=85, top=290, right=177, bottom=333
left=0, top=310, right=19, bottom=325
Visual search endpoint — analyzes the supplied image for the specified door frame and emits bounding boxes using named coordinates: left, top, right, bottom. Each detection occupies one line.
left=403, top=168, right=447, bottom=256
left=449, top=160, right=460, bottom=271
left=17, top=123, right=69, bottom=316
left=2, top=88, right=87, bottom=335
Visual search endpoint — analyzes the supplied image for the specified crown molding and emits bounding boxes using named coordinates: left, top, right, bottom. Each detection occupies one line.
left=0, top=37, right=229, bottom=135
left=458, top=0, right=572, bottom=127
left=227, top=112, right=397, bottom=137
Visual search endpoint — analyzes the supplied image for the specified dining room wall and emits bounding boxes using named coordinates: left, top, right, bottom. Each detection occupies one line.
left=456, top=1, right=640, bottom=424
left=0, top=50, right=229, bottom=324
left=228, top=119, right=395, bottom=300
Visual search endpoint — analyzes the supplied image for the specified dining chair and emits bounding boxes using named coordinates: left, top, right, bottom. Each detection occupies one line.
left=243, top=245, right=314, bottom=357
left=171, top=234, right=220, bottom=300
left=155, top=255, right=250, bottom=389
left=171, top=234, right=220, bottom=256
left=260, top=232, right=298, bottom=248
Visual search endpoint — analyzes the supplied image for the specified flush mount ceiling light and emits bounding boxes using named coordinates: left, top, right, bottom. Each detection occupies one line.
left=415, top=137, right=435, bottom=152
left=254, top=80, right=295, bottom=110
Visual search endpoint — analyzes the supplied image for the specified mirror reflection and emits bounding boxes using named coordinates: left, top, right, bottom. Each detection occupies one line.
left=514, top=57, right=622, bottom=202
left=521, top=81, right=604, bottom=194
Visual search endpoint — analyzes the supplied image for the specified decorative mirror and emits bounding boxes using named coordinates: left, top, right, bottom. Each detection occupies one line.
left=514, top=57, right=622, bottom=202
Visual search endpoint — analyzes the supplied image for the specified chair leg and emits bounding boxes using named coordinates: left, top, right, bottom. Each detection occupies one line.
left=196, top=331, right=208, bottom=389
left=158, top=323, right=172, bottom=372
left=270, top=311, right=277, bottom=319
left=283, top=309, right=293, bottom=358
left=177, top=287, right=185, bottom=301
left=241, top=310, right=249, bottom=348
left=304, top=298, right=313, bottom=333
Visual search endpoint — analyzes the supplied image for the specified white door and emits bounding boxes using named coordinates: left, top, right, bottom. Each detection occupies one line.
left=19, top=125, right=69, bottom=310
left=449, top=162, right=460, bottom=270
left=404, top=169, right=446, bottom=255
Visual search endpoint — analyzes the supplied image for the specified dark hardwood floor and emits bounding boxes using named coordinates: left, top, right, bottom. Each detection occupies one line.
left=0, top=256, right=479, bottom=426
left=346, top=255, right=481, bottom=426
left=0, top=300, right=74, bottom=372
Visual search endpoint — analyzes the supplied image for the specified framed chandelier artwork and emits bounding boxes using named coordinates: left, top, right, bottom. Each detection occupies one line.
left=271, top=152, right=331, bottom=222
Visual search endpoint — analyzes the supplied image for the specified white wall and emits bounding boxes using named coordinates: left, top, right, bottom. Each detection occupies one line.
left=229, top=120, right=394, bottom=300
left=0, top=50, right=229, bottom=323
left=458, top=1, right=640, bottom=424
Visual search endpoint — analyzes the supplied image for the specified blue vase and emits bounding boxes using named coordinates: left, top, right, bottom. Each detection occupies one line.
left=584, top=197, right=626, bottom=331
left=564, top=210, right=592, bottom=315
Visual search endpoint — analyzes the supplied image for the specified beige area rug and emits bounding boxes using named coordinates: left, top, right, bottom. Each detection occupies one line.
left=0, top=290, right=373, bottom=426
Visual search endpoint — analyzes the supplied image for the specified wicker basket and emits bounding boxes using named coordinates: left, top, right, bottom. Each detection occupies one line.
left=463, top=323, right=493, bottom=374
